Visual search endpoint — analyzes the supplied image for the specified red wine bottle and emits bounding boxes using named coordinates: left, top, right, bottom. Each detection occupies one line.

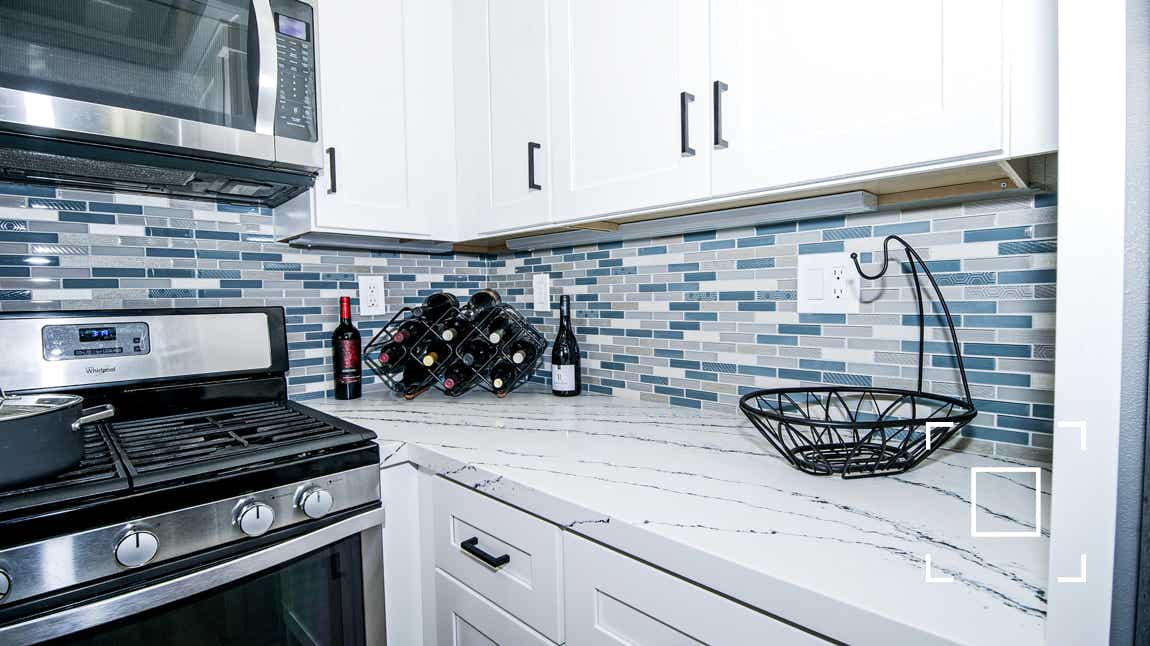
left=333, top=296, right=362, bottom=400
left=435, top=315, right=472, bottom=344
left=484, top=312, right=514, bottom=344
left=551, top=295, right=581, bottom=396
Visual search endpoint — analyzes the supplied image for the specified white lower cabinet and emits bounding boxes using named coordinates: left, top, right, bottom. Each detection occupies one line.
left=436, top=569, right=555, bottom=646
left=563, top=532, right=828, bottom=645
left=433, top=477, right=565, bottom=643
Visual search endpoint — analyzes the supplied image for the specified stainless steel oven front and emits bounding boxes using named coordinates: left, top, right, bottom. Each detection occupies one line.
left=0, top=467, right=385, bottom=646
left=0, top=0, right=323, bottom=170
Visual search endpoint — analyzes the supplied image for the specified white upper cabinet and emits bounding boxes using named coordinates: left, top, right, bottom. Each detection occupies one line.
left=454, top=0, right=553, bottom=239
left=548, top=0, right=712, bottom=223
left=312, top=0, right=455, bottom=239
left=710, top=0, right=1007, bottom=197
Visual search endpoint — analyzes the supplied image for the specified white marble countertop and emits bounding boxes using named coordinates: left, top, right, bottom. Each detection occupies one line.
left=305, top=388, right=1050, bottom=646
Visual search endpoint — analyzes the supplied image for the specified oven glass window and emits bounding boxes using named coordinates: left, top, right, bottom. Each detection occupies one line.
left=49, top=535, right=367, bottom=646
left=0, top=0, right=258, bottom=131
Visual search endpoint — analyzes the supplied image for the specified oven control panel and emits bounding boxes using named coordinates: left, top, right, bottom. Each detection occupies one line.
left=41, top=322, right=151, bottom=361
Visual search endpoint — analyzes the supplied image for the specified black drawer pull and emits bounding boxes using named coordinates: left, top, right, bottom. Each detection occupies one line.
left=460, top=537, right=510, bottom=569
left=528, top=141, right=542, bottom=190
left=325, top=146, right=338, bottom=194
left=713, top=80, right=728, bottom=149
left=680, top=91, right=695, bottom=157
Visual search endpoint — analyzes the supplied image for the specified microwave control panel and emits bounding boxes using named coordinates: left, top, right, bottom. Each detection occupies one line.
left=42, top=322, right=151, bottom=361
left=272, top=0, right=317, bottom=142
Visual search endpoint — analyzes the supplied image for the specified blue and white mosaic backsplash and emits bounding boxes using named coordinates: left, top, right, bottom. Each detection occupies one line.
left=0, top=182, right=492, bottom=400
left=0, top=180, right=1056, bottom=459
left=493, top=193, right=1058, bottom=461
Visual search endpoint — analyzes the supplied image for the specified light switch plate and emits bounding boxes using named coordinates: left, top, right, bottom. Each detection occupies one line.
left=532, top=274, right=552, bottom=311
left=358, top=275, right=388, bottom=316
left=797, top=252, right=860, bottom=314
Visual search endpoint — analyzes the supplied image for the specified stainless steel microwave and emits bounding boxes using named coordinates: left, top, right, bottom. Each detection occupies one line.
left=0, top=0, right=324, bottom=206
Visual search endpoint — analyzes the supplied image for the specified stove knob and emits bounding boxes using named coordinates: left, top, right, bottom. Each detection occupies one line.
left=115, top=530, right=159, bottom=568
left=297, top=486, right=334, bottom=519
left=236, top=502, right=275, bottom=537
left=0, top=570, right=10, bottom=601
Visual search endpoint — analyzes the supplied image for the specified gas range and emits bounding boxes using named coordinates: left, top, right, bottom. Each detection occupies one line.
left=0, top=308, right=383, bottom=645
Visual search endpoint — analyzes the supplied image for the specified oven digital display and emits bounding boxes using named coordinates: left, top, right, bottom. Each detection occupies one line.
left=79, top=327, right=116, bottom=343
left=277, top=14, right=309, bottom=40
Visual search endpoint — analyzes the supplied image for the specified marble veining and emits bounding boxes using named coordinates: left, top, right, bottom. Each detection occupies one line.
left=306, top=388, right=1050, bottom=646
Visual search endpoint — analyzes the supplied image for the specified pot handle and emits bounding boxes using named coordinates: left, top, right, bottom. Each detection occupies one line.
left=73, top=404, right=115, bottom=432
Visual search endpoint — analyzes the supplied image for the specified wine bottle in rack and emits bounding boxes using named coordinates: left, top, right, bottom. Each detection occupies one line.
left=484, top=312, right=514, bottom=344
left=434, top=314, right=472, bottom=344
left=442, top=365, right=472, bottom=394
left=458, top=338, right=494, bottom=367
left=465, top=288, right=502, bottom=317
left=508, top=339, right=537, bottom=365
left=413, top=337, right=452, bottom=368
left=551, top=294, right=581, bottom=397
left=396, top=360, right=432, bottom=399
left=490, top=361, right=516, bottom=397
left=414, top=292, right=459, bottom=322
left=332, top=296, right=362, bottom=400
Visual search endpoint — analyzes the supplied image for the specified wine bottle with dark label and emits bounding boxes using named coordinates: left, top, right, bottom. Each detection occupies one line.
left=484, top=312, right=514, bottom=344
left=333, top=296, right=362, bottom=400
left=551, top=294, right=581, bottom=396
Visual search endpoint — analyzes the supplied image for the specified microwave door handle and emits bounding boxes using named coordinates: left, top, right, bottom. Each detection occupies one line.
left=252, top=0, right=278, bottom=135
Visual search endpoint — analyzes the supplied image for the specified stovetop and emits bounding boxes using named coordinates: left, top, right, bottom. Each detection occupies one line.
left=0, top=400, right=377, bottom=539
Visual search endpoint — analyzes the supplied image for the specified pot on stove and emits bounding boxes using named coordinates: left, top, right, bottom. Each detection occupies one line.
left=0, top=388, right=115, bottom=488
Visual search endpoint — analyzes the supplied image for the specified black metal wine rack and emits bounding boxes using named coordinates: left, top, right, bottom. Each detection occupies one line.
left=363, top=300, right=547, bottom=400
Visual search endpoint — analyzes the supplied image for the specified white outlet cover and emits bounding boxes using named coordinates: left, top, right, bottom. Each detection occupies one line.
left=797, top=252, right=860, bottom=314
left=358, top=275, right=388, bottom=316
left=532, top=274, right=552, bottom=312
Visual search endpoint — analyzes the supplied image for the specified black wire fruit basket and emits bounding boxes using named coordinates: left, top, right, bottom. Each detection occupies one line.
left=739, top=235, right=977, bottom=478
left=363, top=293, right=547, bottom=400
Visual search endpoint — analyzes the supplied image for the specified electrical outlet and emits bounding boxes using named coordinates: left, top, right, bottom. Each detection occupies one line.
left=532, top=274, right=552, bottom=311
left=358, top=275, right=387, bottom=316
left=797, top=253, right=860, bottom=314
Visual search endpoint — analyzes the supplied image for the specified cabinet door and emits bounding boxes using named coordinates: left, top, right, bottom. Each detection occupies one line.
left=549, top=0, right=711, bottom=223
left=315, top=0, right=454, bottom=239
left=564, top=533, right=827, bottom=645
left=454, top=0, right=552, bottom=238
left=436, top=569, right=555, bottom=646
left=711, top=0, right=1004, bottom=196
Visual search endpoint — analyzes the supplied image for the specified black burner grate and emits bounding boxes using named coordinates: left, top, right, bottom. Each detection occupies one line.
left=0, top=427, right=129, bottom=516
left=106, top=401, right=371, bottom=486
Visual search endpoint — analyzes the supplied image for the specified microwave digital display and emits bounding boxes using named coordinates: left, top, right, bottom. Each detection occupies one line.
left=276, top=15, right=309, bottom=41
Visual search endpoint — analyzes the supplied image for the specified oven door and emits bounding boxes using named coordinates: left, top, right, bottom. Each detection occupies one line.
left=1, top=509, right=384, bottom=646
left=0, top=0, right=280, bottom=163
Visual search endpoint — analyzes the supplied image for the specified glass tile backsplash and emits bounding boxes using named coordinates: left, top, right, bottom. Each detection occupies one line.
left=0, top=181, right=1056, bottom=460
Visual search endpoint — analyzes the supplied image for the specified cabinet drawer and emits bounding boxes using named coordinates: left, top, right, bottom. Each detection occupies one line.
left=564, top=532, right=828, bottom=645
left=436, top=569, right=555, bottom=646
left=433, top=476, right=564, bottom=642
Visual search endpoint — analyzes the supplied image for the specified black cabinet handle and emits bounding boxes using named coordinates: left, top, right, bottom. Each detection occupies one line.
left=528, top=141, right=542, bottom=190
left=460, top=537, right=510, bottom=569
left=713, top=80, right=728, bottom=149
left=680, top=91, right=695, bottom=157
left=325, top=147, right=338, bottom=194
